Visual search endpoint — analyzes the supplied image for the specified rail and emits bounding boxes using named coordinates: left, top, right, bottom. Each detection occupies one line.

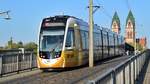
left=87, top=49, right=150, bottom=84
left=0, top=49, right=37, bottom=77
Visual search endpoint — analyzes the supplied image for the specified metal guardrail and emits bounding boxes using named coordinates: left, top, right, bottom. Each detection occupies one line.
left=88, top=49, right=150, bottom=84
left=0, top=49, right=37, bottom=77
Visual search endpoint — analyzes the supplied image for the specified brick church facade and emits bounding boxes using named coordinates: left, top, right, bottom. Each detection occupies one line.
left=125, top=10, right=135, bottom=44
left=111, top=12, right=120, bottom=35
left=136, top=37, right=147, bottom=49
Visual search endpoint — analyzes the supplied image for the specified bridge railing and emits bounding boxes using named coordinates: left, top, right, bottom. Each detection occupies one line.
left=0, top=49, right=37, bottom=77
left=88, top=49, right=150, bottom=84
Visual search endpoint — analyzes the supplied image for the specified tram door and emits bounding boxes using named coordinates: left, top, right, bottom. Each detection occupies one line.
left=74, top=25, right=83, bottom=66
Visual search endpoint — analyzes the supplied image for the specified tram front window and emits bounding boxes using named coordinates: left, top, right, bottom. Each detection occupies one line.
left=41, top=35, right=64, bottom=51
left=39, top=28, right=64, bottom=59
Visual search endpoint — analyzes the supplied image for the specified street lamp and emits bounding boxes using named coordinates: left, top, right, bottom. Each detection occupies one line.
left=0, top=10, right=11, bottom=20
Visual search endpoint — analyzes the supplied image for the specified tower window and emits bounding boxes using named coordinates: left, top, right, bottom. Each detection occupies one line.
left=128, top=22, right=131, bottom=28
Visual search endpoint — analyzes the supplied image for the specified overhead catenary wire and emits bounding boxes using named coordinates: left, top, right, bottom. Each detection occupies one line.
left=94, top=0, right=113, bottom=29
left=95, top=0, right=112, bottom=20
left=125, top=0, right=131, bottom=10
left=95, top=0, right=129, bottom=36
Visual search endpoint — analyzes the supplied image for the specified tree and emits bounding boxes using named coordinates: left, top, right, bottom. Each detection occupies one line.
left=136, top=43, right=143, bottom=51
left=7, top=37, right=13, bottom=49
left=129, top=42, right=144, bottom=52
left=24, top=42, right=37, bottom=53
left=17, top=41, right=23, bottom=48
left=5, top=37, right=37, bottom=53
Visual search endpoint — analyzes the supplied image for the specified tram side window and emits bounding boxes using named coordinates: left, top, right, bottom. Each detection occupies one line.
left=110, top=36, right=113, bottom=47
left=85, top=31, right=89, bottom=49
left=81, top=31, right=86, bottom=49
left=96, top=33, right=99, bottom=48
left=66, top=29, right=74, bottom=48
left=81, top=30, right=89, bottom=50
left=94, top=33, right=99, bottom=49
left=93, top=33, right=96, bottom=48
left=103, top=34, right=107, bottom=47
left=121, top=37, right=124, bottom=49
left=118, top=37, right=121, bottom=51
left=98, top=32, right=101, bottom=48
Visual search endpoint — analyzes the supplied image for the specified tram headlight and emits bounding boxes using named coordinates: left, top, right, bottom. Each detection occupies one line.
left=42, top=55, right=45, bottom=58
left=40, top=55, right=45, bottom=58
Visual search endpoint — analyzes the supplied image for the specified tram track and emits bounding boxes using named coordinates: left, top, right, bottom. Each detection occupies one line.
left=20, top=71, right=60, bottom=84
left=0, top=69, right=61, bottom=84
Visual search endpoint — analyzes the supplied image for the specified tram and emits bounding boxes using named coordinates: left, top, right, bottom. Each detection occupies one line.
left=37, top=15, right=125, bottom=69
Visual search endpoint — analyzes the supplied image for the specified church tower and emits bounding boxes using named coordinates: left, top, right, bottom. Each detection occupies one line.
left=125, top=10, right=135, bottom=44
left=111, top=12, right=120, bottom=34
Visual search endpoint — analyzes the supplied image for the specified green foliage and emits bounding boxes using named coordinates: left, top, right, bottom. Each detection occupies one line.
left=17, top=41, right=23, bottom=48
left=136, top=43, right=144, bottom=51
left=24, top=42, right=37, bottom=53
left=0, top=46, right=4, bottom=50
left=6, top=41, right=24, bottom=49
left=128, top=42, right=144, bottom=51
left=4, top=38, right=37, bottom=53
left=7, top=37, right=13, bottom=49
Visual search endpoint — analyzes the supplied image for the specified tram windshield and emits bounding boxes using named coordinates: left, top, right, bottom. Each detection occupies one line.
left=40, top=27, right=64, bottom=52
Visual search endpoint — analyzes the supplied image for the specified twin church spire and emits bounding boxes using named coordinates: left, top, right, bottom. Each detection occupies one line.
left=125, top=10, right=135, bottom=44
left=111, top=10, right=135, bottom=44
left=111, top=12, right=121, bottom=34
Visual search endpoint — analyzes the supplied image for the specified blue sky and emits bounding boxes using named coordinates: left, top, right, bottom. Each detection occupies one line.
left=0, top=0, right=149, bottom=47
